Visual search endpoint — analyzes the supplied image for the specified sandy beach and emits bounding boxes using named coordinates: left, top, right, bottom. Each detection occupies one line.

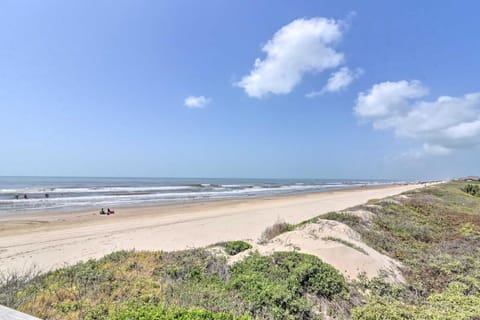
left=0, top=183, right=426, bottom=274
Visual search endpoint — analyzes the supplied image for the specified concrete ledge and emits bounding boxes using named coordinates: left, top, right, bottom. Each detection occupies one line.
left=0, top=305, right=41, bottom=320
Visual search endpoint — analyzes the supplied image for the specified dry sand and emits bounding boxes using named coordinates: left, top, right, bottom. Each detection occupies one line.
left=0, top=184, right=426, bottom=275
left=229, top=220, right=404, bottom=282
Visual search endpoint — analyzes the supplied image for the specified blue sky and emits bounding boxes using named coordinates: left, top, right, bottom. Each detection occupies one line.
left=1, top=1, right=479, bottom=180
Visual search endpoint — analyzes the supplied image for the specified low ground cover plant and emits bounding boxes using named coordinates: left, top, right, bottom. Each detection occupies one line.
left=1, top=250, right=346, bottom=319
left=319, top=181, right=480, bottom=318
left=220, top=241, right=252, bottom=256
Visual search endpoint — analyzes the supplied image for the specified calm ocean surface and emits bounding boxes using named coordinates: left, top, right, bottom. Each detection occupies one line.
left=0, top=176, right=401, bottom=214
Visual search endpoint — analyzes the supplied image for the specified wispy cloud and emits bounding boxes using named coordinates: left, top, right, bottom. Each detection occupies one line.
left=184, top=96, right=210, bottom=109
left=236, top=17, right=349, bottom=98
left=306, top=67, right=363, bottom=97
left=355, top=80, right=480, bottom=156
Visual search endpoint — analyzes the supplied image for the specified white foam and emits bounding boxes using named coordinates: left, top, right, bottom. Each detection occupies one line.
left=0, top=181, right=397, bottom=214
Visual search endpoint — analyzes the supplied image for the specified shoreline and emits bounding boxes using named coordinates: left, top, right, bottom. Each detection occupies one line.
left=0, top=182, right=411, bottom=220
left=0, top=181, right=409, bottom=217
left=0, top=183, right=432, bottom=274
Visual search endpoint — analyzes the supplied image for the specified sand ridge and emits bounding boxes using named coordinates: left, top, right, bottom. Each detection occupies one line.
left=229, top=220, right=404, bottom=282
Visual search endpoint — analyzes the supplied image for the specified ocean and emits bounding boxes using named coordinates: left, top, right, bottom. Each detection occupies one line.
left=0, top=176, right=400, bottom=214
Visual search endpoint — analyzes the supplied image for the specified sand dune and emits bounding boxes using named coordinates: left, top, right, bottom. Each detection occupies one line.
left=230, top=219, right=404, bottom=282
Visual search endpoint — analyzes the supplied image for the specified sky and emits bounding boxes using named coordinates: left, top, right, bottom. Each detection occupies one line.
left=0, top=1, right=479, bottom=180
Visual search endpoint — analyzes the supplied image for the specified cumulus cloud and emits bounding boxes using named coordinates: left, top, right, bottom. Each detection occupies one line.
left=355, top=80, right=480, bottom=156
left=355, top=80, right=427, bottom=118
left=236, top=17, right=347, bottom=98
left=306, top=67, right=363, bottom=97
left=184, top=96, right=210, bottom=109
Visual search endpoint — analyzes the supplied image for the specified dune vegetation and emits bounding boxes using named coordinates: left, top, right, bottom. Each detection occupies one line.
left=2, top=181, right=480, bottom=319
left=213, top=240, right=252, bottom=256
left=336, top=181, right=480, bottom=319
left=0, top=249, right=348, bottom=319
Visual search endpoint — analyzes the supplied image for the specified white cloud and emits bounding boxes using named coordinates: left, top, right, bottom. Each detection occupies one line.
left=306, top=67, right=363, bottom=97
left=421, top=143, right=452, bottom=156
left=355, top=80, right=427, bottom=118
left=236, top=17, right=347, bottom=98
left=184, top=96, right=210, bottom=109
left=355, top=80, right=480, bottom=156
left=401, top=143, right=452, bottom=159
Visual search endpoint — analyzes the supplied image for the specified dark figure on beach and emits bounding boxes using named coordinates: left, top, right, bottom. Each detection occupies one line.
left=24, top=194, right=28, bottom=199
left=15, top=194, right=19, bottom=200
left=45, top=193, right=49, bottom=198
left=107, top=208, right=114, bottom=215
left=100, top=208, right=106, bottom=215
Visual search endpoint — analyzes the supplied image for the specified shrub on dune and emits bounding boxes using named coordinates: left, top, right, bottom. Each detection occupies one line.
left=259, top=221, right=294, bottom=243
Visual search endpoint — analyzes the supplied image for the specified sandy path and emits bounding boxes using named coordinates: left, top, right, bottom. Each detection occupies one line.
left=0, top=184, right=425, bottom=274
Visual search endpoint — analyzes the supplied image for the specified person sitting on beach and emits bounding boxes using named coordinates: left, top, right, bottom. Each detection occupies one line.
left=100, top=208, right=106, bottom=215
left=107, top=208, right=114, bottom=215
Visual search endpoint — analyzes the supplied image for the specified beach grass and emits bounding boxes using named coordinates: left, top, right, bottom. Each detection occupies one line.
left=321, top=236, right=369, bottom=255
left=258, top=221, right=295, bottom=244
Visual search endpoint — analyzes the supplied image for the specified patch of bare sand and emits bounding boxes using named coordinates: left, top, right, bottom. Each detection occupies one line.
left=340, top=209, right=375, bottom=222
left=230, top=220, right=404, bottom=283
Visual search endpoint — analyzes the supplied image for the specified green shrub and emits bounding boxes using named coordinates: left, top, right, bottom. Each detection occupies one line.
left=223, top=241, right=252, bottom=256
left=110, top=305, right=251, bottom=320
left=352, top=282, right=480, bottom=320
left=352, top=273, right=405, bottom=300
left=462, top=184, right=480, bottom=196
left=421, top=282, right=480, bottom=319
left=229, top=252, right=347, bottom=319
left=3, top=249, right=348, bottom=320
left=351, top=296, right=416, bottom=320
left=154, top=248, right=229, bottom=281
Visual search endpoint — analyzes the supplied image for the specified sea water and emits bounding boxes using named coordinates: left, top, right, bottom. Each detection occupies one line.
left=0, top=176, right=400, bottom=214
